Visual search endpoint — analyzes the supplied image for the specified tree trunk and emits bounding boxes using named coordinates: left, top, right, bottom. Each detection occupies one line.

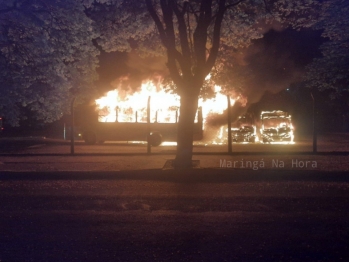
left=174, top=93, right=199, bottom=169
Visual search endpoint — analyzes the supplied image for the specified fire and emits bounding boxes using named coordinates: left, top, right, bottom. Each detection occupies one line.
left=96, top=80, right=235, bottom=128
left=94, top=80, right=236, bottom=145
left=199, top=85, right=234, bottom=118
left=96, top=82, right=180, bottom=123
left=92, top=80, right=296, bottom=146
left=94, top=82, right=296, bottom=146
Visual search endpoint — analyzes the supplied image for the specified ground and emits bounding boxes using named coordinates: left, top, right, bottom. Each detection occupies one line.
left=0, top=135, right=348, bottom=261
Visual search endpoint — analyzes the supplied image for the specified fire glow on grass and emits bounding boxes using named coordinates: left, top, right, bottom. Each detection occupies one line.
left=95, top=81, right=235, bottom=127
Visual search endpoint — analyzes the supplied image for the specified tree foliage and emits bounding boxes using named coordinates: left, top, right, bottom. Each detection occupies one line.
left=0, top=0, right=99, bottom=126
left=304, top=0, right=349, bottom=97
left=88, top=0, right=320, bottom=88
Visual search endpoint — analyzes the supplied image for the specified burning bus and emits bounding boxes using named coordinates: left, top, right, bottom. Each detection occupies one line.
left=260, top=110, right=294, bottom=143
left=81, top=104, right=203, bottom=146
left=231, top=113, right=257, bottom=143
left=80, top=82, right=207, bottom=146
left=79, top=80, right=237, bottom=146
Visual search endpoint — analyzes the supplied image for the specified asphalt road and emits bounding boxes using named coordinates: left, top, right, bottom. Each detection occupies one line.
left=1, top=170, right=348, bottom=262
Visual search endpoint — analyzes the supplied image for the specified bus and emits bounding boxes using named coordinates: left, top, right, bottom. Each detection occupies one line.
left=80, top=107, right=204, bottom=146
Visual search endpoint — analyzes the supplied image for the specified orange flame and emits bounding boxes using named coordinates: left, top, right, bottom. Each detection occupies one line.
left=96, top=81, right=180, bottom=123
left=95, top=80, right=238, bottom=145
left=96, top=80, right=235, bottom=126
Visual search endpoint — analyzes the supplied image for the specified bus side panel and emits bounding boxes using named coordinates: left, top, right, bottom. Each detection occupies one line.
left=88, top=121, right=202, bottom=142
left=96, top=122, right=148, bottom=141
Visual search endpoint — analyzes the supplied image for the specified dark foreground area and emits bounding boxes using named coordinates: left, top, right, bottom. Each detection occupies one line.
left=0, top=169, right=348, bottom=262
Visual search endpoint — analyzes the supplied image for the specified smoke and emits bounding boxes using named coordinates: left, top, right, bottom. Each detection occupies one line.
left=255, top=19, right=286, bottom=34
left=109, top=51, right=168, bottom=94
left=238, top=30, right=305, bottom=104
left=204, top=28, right=323, bottom=127
left=205, top=101, right=247, bottom=127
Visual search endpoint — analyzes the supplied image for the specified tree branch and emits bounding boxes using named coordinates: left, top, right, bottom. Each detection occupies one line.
left=187, top=6, right=194, bottom=56
left=145, top=0, right=168, bottom=48
left=205, top=0, right=226, bottom=75
left=224, top=0, right=245, bottom=12
left=193, top=0, right=213, bottom=73
left=146, top=0, right=184, bottom=87
left=262, top=0, right=271, bottom=13
left=160, top=0, right=189, bottom=80
left=171, top=0, right=191, bottom=64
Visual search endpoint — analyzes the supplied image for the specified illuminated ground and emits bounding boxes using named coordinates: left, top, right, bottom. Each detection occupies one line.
left=1, top=133, right=349, bottom=154
left=1, top=133, right=349, bottom=172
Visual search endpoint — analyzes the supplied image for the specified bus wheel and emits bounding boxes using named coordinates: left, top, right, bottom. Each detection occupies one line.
left=84, top=131, right=97, bottom=145
left=149, top=132, right=162, bottom=147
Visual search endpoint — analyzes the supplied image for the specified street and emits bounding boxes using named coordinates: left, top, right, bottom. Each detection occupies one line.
left=1, top=170, right=348, bottom=261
